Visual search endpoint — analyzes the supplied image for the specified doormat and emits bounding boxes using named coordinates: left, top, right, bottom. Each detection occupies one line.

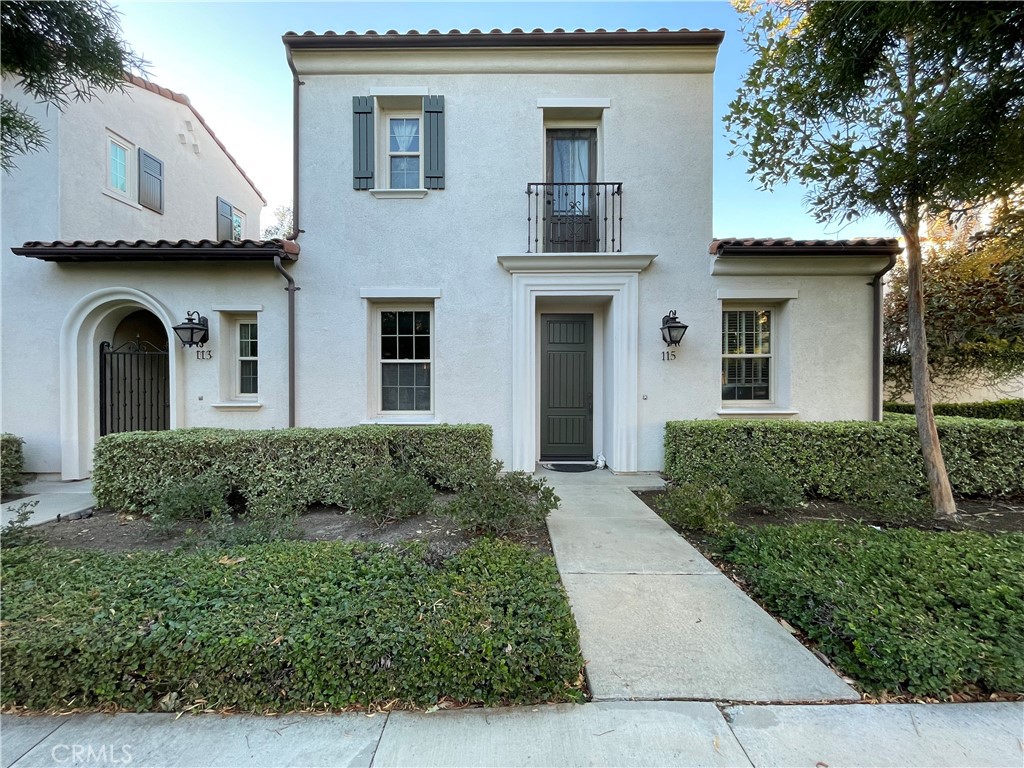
left=543, top=463, right=598, bottom=473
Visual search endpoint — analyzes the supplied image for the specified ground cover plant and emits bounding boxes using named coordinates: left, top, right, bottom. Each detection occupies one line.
left=714, top=523, right=1024, bottom=699
left=1, top=539, right=585, bottom=712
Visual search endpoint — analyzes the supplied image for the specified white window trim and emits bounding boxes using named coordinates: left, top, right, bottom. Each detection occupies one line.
left=379, top=109, right=423, bottom=191
left=368, top=302, right=434, bottom=419
left=215, top=310, right=261, bottom=406
left=721, top=305, right=775, bottom=407
left=104, top=131, right=140, bottom=207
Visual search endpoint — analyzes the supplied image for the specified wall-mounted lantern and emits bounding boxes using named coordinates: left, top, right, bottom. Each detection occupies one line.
left=172, top=311, right=209, bottom=348
left=661, top=311, right=688, bottom=347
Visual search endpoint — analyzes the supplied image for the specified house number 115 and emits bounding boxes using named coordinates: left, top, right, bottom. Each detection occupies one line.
left=662, top=350, right=677, bottom=361
left=196, top=349, right=213, bottom=360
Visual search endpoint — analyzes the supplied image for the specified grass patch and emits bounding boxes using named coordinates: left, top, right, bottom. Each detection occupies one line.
left=1, top=539, right=584, bottom=712
left=716, top=523, right=1024, bottom=698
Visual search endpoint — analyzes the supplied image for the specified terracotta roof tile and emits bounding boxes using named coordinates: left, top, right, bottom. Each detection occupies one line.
left=283, top=27, right=725, bottom=49
left=709, top=237, right=902, bottom=256
left=14, top=238, right=298, bottom=263
left=125, top=74, right=266, bottom=205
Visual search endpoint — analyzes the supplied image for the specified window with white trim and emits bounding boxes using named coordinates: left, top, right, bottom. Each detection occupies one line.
left=385, top=113, right=421, bottom=190
left=236, top=319, right=258, bottom=397
left=106, top=134, right=136, bottom=201
left=722, top=308, right=773, bottom=402
left=374, top=306, right=432, bottom=413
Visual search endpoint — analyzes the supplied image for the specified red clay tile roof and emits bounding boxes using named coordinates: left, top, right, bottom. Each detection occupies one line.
left=710, top=238, right=902, bottom=256
left=13, top=238, right=298, bottom=263
left=283, top=27, right=725, bottom=49
left=126, top=74, right=266, bottom=205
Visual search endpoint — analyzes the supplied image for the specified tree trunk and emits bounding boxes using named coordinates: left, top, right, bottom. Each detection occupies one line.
left=903, top=217, right=959, bottom=522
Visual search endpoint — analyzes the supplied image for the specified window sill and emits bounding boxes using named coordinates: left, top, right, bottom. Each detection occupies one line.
left=102, top=189, right=142, bottom=209
left=210, top=402, right=263, bottom=411
left=361, top=416, right=439, bottom=425
left=717, top=408, right=799, bottom=420
left=369, top=189, right=429, bottom=199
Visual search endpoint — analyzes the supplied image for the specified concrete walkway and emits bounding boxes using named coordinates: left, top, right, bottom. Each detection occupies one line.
left=1, top=478, right=96, bottom=528
left=539, top=468, right=859, bottom=703
left=3, top=702, right=1021, bottom=767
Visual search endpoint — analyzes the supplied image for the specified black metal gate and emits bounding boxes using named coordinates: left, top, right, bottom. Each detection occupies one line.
left=99, top=340, right=170, bottom=436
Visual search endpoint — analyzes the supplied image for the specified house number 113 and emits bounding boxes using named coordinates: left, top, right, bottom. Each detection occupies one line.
left=662, top=350, right=677, bottom=361
left=196, top=349, right=213, bottom=360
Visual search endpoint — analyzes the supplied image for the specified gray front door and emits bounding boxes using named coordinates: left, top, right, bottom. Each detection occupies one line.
left=541, top=314, right=593, bottom=460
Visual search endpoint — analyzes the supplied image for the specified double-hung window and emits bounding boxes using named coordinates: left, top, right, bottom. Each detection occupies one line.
left=353, top=95, right=445, bottom=192
left=722, top=309, right=773, bottom=402
left=378, top=308, right=432, bottom=413
left=387, top=115, right=421, bottom=189
left=237, top=320, right=258, bottom=397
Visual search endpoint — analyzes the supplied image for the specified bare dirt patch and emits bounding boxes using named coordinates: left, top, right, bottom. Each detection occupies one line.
left=634, top=491, right=1024, bottom=535
left=25, top=503, right=553, bottom=557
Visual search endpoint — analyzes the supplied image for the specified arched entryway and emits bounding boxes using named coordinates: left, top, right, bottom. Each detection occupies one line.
left=99, top=310, right=171, bottom=436
left=60, top=288, right=182, bottom=479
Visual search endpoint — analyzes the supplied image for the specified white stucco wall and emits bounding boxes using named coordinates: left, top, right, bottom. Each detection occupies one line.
left=1, top=78, right=274, bottom=474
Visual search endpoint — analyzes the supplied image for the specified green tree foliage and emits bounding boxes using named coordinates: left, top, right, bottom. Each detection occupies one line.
left=260, top=204, right=294, bottom=239
left=885, top=198, right=1024, bottom=398
left=725, top=0, right=1024, bottom=519
left=1, top=0, right=146, bottom=171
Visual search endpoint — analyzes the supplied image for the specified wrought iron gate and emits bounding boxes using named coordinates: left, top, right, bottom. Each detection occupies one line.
left=99, top=340, right=170, bottom=436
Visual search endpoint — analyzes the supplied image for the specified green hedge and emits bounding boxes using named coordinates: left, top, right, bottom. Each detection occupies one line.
left=1, top=433, right=24, bottom=494
left=1, top=539, right=584, bottom=711
left=93, top=425, right=493, bottom=514
left=719, top=523, right=1024, bottom=696
left=664, top=418, right=1024, bottom=500
left=884, top=399, right=1024, bottom=421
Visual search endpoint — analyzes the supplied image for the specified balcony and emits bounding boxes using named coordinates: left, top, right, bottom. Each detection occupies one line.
left=526, top=182, right=623, bottom=253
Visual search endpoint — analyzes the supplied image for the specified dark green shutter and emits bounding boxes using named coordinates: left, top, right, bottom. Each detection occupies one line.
left=216, top=197, right=233, bottom=240
left=353, top=96, right=375, bottom=190
left=423, top=95, right=445, bottom=190
left=138, top=149, right=164, bottom=213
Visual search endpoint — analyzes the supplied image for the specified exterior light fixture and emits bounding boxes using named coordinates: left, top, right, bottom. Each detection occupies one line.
left=661, top=311, right=688, bottom=346
left=173, top=311, right=209, bottom=348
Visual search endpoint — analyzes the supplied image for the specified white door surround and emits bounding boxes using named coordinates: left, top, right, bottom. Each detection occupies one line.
left=59, top=287, right=182, bottom=479
left=500, top=256, right=655, bottom=472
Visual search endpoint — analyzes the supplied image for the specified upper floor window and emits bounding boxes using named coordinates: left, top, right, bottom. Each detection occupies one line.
left=353, top=95, right=445, bottom=192
left=216, top=196, right=245, bottom=240
left=722, top=308, right=773, bottom=402
left=105, top=133, right=163, bottom=213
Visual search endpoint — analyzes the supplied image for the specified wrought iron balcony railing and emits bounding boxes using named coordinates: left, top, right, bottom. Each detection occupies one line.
left=526, top=182, right=623, bottom=253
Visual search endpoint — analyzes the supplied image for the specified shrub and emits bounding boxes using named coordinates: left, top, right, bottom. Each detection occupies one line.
left=341, top=465, right=434, bottom=527
left=0, top=539, right=584, bottom=711
left=149, top=474, right=231, bottom=536
left=664, top=418, right=1024, bottom=502
left=93, top=425, right=492, bottom=515
left=728, top=464, right=803, bottom=513
left=447, top=461, right=559, bottom=535
left=884, top=399, right=1024, bottom=421
left=718, top=523, right=1024, bottom=697
left=655, top=484, right=736, bottom=534
left=1, top=433, right=25, bottom=495
left=0, top=500, right=38, bottom=548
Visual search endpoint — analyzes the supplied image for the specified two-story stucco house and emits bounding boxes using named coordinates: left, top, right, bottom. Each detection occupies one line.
left=1, top=75, right=277, bottom=478
left=278, top=28, right=899, bottom=473
left=4, top=28, right=900, bottom=480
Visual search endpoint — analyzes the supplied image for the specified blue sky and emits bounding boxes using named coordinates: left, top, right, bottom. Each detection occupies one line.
left=116, top=0, right=895, bottom=238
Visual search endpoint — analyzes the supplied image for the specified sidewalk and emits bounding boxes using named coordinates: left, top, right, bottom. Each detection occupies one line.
left=1, top=478, right=96, bottom=528
left=3, top=702, right=1021, bottom=767
left=539, top=468, right=858, bottom=702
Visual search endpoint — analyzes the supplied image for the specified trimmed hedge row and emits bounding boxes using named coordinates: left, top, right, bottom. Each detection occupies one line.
left=719, top=523, right=1024, bottom=696
left=884, top=399, right=1024, bottom=421
left=94, top=425, right=493, bottom=514
left=1, top=433, right=24, bottom=494
left=664, top=418, right=1024, bottom=499
left=0, top=539, right=585, bottom=711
